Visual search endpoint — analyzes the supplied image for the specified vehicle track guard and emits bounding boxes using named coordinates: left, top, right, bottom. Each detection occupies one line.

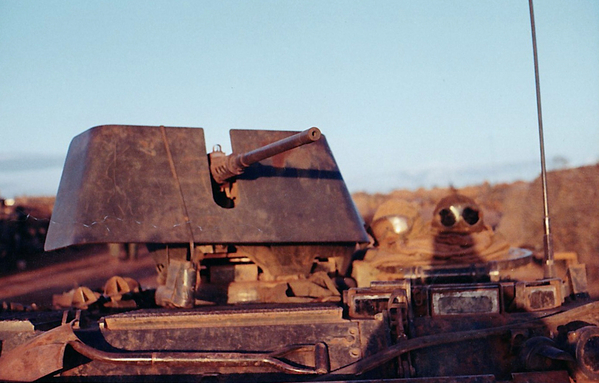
left=0, top=322, right=330, bottom=381
left=0, top=322, right=78, bottom=382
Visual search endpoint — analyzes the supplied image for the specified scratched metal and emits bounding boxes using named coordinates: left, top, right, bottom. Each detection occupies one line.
left=45, top=125, right=368, bottom=250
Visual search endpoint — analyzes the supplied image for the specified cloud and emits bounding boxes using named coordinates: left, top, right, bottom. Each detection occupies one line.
left=0, top=153, right=65, bottom=173
left=0, top=153, right=65, bottom=197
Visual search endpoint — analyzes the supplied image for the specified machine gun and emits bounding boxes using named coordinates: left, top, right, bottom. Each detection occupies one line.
left=209, top=127, right=321, bottom=185
left=208, top=127, right=322, bottom=207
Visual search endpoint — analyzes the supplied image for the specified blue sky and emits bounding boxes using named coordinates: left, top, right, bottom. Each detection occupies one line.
left=1, top=1, right=598, bottom=198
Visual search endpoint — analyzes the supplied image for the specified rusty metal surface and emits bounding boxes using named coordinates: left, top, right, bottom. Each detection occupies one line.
left=510, top=370, right=571, bottom=383
left=313, top=371, right=571, bottom=382
left=2, top=293, right=598, bottom=381
left=41, top=303, right=390, bottom=380
left=319, top=377, right=499, bottom=383
left=406, top=302, right=599, bottom=380
left=514, top=279, right=563, bottom=311
left=570, top=326, right=599, bottom=381
left=97, top=303, right=383, bottom=373
left=45, top=125, right=368, bottom=250
left=0, top=323, right=78, bottom=382
left=429, top=284, right=501, bottom=316
left=69, top=340, right=330, bottom=374
left=101, top=302, right=344, bottom=329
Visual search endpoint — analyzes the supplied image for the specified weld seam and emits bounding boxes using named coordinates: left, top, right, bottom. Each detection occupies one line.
left=160, top=125, right=195, bottom=251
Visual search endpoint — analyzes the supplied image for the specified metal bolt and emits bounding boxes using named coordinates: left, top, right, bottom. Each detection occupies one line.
left=349, top=348, right=361, bottom=358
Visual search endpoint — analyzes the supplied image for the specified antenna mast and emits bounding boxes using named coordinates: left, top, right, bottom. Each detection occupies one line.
left=528, top=0, right=555, bottom=278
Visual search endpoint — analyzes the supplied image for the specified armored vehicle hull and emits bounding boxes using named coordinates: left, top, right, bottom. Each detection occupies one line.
left=1, top=125, right=599, bottom=383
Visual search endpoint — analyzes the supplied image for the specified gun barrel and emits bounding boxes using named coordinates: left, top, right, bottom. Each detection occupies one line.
left=237, top=127, right=321, bottom=168
left=210, top=127, right=321, bottom=185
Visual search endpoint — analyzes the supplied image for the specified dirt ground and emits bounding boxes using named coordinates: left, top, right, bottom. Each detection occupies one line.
left=1, top=164, right=598, bottom=305
left=0, top=245, right=158, bottom=305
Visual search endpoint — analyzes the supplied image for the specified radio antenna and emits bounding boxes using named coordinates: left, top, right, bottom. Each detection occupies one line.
left=528, top=0, right=555, bottom=278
